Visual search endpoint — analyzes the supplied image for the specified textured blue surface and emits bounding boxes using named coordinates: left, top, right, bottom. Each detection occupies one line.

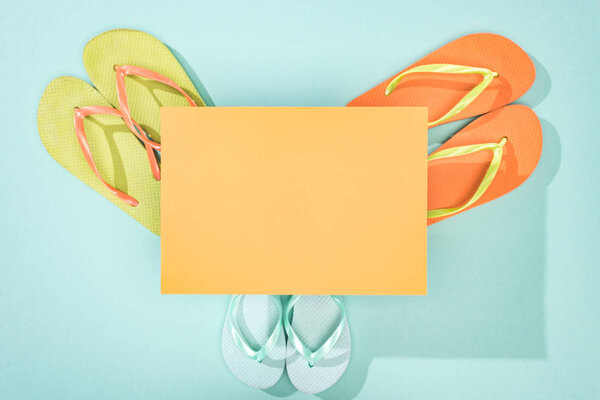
left=1, top=0, right=599, bottom=398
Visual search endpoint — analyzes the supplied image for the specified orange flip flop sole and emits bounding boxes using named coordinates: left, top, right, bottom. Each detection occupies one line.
left=428, top=104, right=542, bottom=225
left=347, top=33, right=535, bottom=126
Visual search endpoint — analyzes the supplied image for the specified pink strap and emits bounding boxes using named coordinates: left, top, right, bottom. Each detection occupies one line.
left=71, top=67, right=197, bottom=206
left=115, top=65, right=195, bottom=134
left=114, top=65, right=200, bottom=181
left=113, top=65, right=198, bottom=181
left=73, top=106, right=143, bottom=206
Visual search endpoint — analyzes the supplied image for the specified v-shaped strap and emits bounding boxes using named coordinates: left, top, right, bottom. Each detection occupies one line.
left=73, top=105, right=153, bottom=207
left=385, top=64, right=499, bottom=127
left=228, top=295, right=283, bottom=363
left=113, top=64, right=200, bottom=180
left=428, top=137, right=508, bottom=219
left=284, top=295, right=346, bottom=368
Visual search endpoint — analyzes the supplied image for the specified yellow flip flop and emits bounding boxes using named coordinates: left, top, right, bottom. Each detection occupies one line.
left=83, top=29, right=206, bottom=143
left=37, top=77, right=161, bottom=235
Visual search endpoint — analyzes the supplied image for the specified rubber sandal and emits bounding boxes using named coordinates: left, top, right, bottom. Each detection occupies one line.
left=347, top=33, right=535, bottom=127
left=221, top=295, right=286, bottom=389
left=428, top=104, right=542, bottom=225
left=83, top=29, right=205, bottom=147
left=37, top=77, right=161, bottom=235
left=284, top=295, right=351, bottom=394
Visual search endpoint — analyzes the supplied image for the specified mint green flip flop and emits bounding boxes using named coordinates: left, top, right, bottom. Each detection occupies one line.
left=221, top=295, right=286, bottom=389
left=284, top=295, right=351, bottom=394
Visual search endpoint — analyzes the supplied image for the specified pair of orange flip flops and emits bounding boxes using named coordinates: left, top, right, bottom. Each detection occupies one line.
left=348, top=33, right=543, bottom=225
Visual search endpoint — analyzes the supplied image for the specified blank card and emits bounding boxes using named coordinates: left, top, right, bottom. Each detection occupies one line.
left=161, top=107, right=427, bottom=294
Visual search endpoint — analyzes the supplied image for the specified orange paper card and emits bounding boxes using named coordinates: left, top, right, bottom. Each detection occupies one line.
left=161, top=107, right=427, bottom=294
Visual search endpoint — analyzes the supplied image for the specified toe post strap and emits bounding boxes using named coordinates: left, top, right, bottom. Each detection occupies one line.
left=284, top=295, right=347, bottom=368
left=428, top=137, right=508, bottom=219
left=113, top=64, right=197, bottom=133
left=228, top=295, right=283, bottom=363
left=73, top=105, right=141, bottom=207
left=385, top=64, right=499, bottom=127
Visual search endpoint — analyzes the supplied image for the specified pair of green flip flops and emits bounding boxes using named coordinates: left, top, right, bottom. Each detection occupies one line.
left=222, top=295, right=351, bottom=394
left=37, top=29, right=205, bottom=235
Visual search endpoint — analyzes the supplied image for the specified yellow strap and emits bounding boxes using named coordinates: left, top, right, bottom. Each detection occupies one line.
left=428, top=137, right=507, bottom=219
left=385, top=64, right=499, bottom=127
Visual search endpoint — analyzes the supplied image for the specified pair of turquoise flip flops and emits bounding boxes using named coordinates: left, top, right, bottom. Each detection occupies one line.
left=222, top=295, right=351, bottom=394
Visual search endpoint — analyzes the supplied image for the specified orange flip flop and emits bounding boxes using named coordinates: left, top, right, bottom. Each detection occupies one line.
left=428, top=104, right=542, bottom=225
left=347, top=33, right=535, bottom=127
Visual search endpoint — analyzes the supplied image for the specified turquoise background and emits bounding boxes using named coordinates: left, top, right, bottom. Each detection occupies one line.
left=1, top=0, right=599, bottom=398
